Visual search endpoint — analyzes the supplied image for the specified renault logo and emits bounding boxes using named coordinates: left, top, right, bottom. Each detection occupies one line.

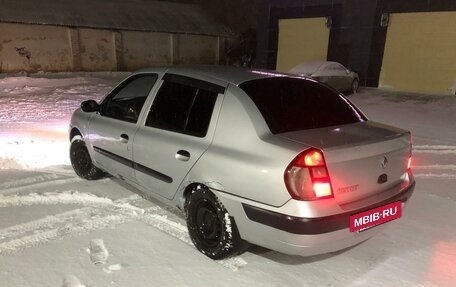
left=380, top=156, right=388, bottom=169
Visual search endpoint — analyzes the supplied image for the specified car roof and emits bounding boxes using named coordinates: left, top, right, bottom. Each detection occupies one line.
left=289, top=61, right=342, bottom=74
left=135, top=65, right=301, bottom=86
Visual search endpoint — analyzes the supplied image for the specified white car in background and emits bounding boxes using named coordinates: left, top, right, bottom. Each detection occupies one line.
left=289, top=61, right=359, bottom=94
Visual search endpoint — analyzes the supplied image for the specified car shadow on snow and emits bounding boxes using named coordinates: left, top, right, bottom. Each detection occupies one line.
left=244, top=240, right=369, bottom=265
left=109, top=177, right=186, bottom=218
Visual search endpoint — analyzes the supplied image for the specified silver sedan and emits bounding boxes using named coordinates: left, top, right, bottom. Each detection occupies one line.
left=69, top=66, right=415, bottom=259
left=289, top=61, right=359, bottom=94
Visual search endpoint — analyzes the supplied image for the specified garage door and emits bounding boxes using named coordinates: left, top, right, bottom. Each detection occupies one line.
left=276, top=17, right=329, bottom=72
left=380, top=12, right=456, bottom=95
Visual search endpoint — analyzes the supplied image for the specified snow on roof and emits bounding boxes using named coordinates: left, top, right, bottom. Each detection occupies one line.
left=288, top=61, right=348, bottom=74
left=289, top=61, right=336, bottom=74
left=0, top=0, right=232, bottom=36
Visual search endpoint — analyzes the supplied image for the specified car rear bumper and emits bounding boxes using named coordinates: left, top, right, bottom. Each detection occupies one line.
left=216, top=179, right=415, bottom=256
left=242, top=180, right=415, bottom=235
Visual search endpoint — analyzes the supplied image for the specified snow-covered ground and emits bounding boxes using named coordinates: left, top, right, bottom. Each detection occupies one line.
left=0, top=73, right=455, bottom=287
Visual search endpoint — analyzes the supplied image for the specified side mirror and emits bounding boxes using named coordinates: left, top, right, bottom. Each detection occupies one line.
left=81, top=100, right=100, bottom=112
left=346, top=69, right=350, bottom=75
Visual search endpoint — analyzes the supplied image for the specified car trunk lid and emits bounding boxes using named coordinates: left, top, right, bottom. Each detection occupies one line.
left=279, top=121, right=411, bottom=205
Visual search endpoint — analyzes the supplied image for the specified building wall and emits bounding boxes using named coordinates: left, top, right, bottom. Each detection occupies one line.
left=0, top=23, right=72, bottom=71
left=176, top=34, right=219, bottom=64
left=0, top=22, right=223, bottom=73
left=121, top=31, right=171, bottom=70
left=276, top=17, right=329, bottom=72
left=256, top=0, right=456, bottom=94
left=78, top=28, right=117, bottom=71
left=380, top=11, right=456, bottom=95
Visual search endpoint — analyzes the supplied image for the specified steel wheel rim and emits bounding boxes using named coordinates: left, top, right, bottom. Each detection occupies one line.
left=194, top=199, right=221, bottom=248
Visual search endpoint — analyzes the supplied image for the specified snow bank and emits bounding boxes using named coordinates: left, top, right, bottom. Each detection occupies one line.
left=0, top=74, right=125, bottom=169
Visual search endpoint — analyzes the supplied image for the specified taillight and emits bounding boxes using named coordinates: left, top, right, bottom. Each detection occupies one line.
left=400, top=150, right=413, bottom=191
left=284, top=148, right=333, bottom=201
left=408, top=134, right=413, bottom=171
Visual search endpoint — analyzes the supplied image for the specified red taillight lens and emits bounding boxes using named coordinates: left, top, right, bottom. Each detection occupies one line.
left=408, top=136, right=412, bottom=171
left=304, top=150, right=324, bottom=166
left=284, top=148, right=333, bottom=201
left=310, top=166, right=328, bottom=178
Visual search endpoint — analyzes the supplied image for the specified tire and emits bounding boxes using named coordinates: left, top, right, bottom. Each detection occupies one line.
left=70, top=137, right=105, bottom=180
left=351, top=79, right=359, bottom=94
left=186, top=186, right=244, bottom=259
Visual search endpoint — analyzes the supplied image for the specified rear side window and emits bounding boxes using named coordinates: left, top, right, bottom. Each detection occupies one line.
left=145, top=76, right=220, bottom=137
left=239, top=77, right=366, bottom=134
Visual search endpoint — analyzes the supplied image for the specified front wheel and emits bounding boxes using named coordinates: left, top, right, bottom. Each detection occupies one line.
left=186, top=187, right=244, bottom=259
left=70, top=137, right=105, bottom=180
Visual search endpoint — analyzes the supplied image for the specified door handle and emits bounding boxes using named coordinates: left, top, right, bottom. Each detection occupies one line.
left=120, top=134, right=129, bottom=143
left=175, top=150, right=190, bottom=162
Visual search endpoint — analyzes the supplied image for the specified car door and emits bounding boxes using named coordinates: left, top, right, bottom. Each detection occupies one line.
left=324, top=64, right=342, bottom=91
left=315, top=64, right=338, bottom=91
left=133, top=73, right=225, bottom=199
left=88, top=73, right=158, bottom=181
left=333, top=63, right=352, bottom=91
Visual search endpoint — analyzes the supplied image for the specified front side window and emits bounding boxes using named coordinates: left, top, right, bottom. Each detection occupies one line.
left=145, top=77, right=220, bottom=137
left=239, top=77, right=366, bottom=134
left=101, top=74, right=158, bottom=123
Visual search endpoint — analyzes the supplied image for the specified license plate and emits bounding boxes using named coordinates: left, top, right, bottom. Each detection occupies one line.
left=350, top=201, right=402, bottom=232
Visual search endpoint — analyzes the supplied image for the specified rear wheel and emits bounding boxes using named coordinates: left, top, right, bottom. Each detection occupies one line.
left=186, top=186, right=244, bottom=259
left=70, top=137, right=104, bottom=180
left=351, top=79, right=359, bottom=94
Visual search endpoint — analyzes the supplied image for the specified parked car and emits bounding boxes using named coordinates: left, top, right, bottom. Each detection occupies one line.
left=289, top=61, right=359, bottom=94
left=69, top=66, right=415, bottom=259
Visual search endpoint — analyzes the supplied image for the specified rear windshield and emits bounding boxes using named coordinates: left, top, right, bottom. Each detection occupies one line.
left=239, top=77, right=366, bottom=134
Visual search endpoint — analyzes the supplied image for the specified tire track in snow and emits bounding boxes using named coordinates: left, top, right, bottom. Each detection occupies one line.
left=0, top=194, right=143, bottom=241
left=0, top=177, right=83, bottom=195
left=413, top=145, right=456, bottom=150
left=412, top=165, right=456, bottom=179
left=42, top=166, right=78, bottom=177
left=0, top=173, right=63, bottom=189
left=0, top=194, right=144, bottom=255
left=413, top=145, right=456, bottom=154
left=0, top=213, right=136, bottom=255
left=0, top=191, right=115, bottom=207
left=413, top=173, right=456, bottom=179
left=412, top=164, right=456, bottom=171
left=0, top=208, right=88, bottom=242
left=412, top=145, right=456, bottom=179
